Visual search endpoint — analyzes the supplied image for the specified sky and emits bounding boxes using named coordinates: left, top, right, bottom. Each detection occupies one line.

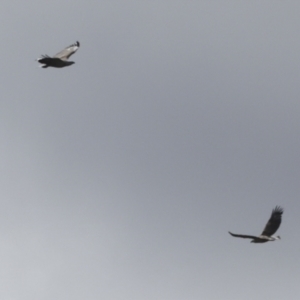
left=1, top=1, right=300, bottom=300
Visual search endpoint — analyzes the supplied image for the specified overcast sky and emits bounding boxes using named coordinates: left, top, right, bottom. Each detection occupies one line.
left=1, top=1, right=300, bottom=300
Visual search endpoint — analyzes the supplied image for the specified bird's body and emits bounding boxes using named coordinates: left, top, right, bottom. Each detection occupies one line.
left=37, top=41, right=80, bottom=68
left=229, top=206, right=283, bottom=243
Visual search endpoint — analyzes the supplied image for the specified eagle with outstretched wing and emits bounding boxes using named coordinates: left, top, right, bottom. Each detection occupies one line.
left=229, top=206, right=284, bottom=243
left=37, top=41, right=80, bottom=68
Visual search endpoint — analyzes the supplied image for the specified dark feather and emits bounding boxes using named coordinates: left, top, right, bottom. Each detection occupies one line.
left=228, top=231, right=258, bottom=239
left=37, top=56, right=53, bottom=64
left=261, top=206, right=283, bottom=237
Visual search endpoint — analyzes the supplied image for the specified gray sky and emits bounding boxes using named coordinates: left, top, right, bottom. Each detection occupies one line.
left=1, top=1, right=300, bottom=299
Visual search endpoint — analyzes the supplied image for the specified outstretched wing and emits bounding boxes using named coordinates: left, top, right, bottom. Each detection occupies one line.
left=261, top=206, right=283, bottom=237
left=37, top=55, right=54, bottom=64
left=53, top=41, right=80, bottom=60
left=228, top=231, right=257, bottom=239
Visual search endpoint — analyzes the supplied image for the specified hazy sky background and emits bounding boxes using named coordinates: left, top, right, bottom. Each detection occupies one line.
left=1, top=1, right=300, bottom=300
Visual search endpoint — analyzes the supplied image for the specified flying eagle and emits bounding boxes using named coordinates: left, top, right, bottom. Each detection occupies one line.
left=37, top=41, right=80, bottom=68
left=229, top=206, right=283, bottom=243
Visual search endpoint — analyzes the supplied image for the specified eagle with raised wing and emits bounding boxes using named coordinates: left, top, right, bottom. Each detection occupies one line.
left=37, top=41, right=80, bottom=68
left=229, top=206, right=283, bottom=243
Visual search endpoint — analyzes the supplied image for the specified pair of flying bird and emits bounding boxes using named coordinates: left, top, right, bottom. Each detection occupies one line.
left=37, top=44, right=284, bottom=245
left=37, top=41, right=80, bottom=68
left=229, top=206, right=283, bottom=243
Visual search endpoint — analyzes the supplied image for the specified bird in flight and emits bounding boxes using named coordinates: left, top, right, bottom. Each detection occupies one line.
left=37, top=41, right=80, bottom=68
left=229, top=206, right=283, bottom=243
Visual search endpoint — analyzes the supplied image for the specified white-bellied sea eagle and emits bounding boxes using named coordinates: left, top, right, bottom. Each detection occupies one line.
left=229, top=206, right=283, bottom=243
left=37, top=41, right=80, bottom=68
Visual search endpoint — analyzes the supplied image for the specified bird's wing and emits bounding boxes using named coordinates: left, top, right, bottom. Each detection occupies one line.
left=261, top=206, right=283, bottom=236
left=228, top=231, right=258, bottom=239
left=37, top=55, right=54, bottom=64
left=53, top=41, right=80, bottom=60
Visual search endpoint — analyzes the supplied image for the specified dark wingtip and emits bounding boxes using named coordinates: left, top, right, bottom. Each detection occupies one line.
left=274, top=206, right=284, bottom=214
left=76, top=41, right=80, bottom=47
